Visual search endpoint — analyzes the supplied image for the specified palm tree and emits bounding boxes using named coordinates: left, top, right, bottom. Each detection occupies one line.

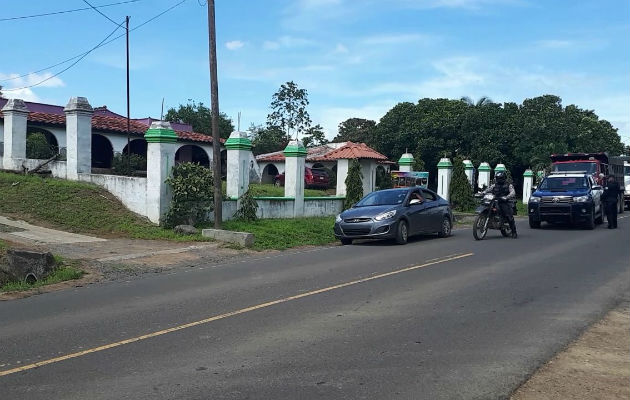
left=460, top=96, right=494, bottom=107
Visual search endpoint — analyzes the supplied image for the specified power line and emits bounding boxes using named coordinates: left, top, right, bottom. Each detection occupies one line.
left=82, top=0, right=124, bottom=27
left=0, top=0, right=189, bottom=85
left=0, top=0, right=140, bottom=22
left=2, top=24, right=123, bottom=92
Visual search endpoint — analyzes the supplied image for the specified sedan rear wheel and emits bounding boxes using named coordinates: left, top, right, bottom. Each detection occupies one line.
left=395, top=220, right=408, bottom=245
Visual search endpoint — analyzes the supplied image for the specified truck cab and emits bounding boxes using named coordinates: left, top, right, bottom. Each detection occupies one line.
left=528, top=172, right=603, bottom=229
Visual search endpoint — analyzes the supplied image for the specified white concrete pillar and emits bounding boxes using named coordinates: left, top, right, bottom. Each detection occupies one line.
left=360, top=159, right=376, bottom=196
left=437, top=157, right=453, bottom=201
left=225, top=131, right=252, bottom=199
left=494, top=163, right=507, bottom=179
left=64, top=97, right=93, bottom=180
left=2, top=98, right=29, bottom=170
left=398, top=152, right=414, bottom=173
left=523, top=169, right=534, bottom=204
left=145, top=121, right=178, bottom=224
left=478, top=162, right=491, bottom=190
left=283, top=140, right=306, bottom=217
left=463, top=159, right=475, bottom=188
left=336, top=158, right=349, bottom=197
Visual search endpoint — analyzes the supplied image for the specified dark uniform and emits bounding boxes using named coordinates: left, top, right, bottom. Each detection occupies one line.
left=602, top=177, right=621, bottom=229
left=483, top=171, right=517, bottom=238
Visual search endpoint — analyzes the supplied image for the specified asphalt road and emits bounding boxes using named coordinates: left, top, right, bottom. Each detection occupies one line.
left=1, top=217, right=629, bottom=399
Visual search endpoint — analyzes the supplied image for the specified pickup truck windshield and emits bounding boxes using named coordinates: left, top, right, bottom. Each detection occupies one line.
left=539, top=177, right=589, bottom=191
left=552, top=162, right=597, bottom=174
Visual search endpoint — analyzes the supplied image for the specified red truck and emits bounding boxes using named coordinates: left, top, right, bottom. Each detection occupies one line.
left=550, top=152, right=626, bottom=212
left=273, top=167, right=331, bottom=189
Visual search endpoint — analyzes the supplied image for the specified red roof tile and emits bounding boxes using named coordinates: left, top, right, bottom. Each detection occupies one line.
left=311, top=142, right=388, bottom=161
left=1, top=107, right=222, bottom=144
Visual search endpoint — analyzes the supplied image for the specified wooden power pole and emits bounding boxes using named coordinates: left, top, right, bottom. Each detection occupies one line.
left=207, top=0, right=222, bottom=227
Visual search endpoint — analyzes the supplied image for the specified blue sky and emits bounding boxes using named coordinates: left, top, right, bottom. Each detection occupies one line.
left=1, top=0, right=629, bottom=144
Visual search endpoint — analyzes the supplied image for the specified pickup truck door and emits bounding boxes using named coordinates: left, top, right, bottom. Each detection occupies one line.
left=590, top=176, right=603, bottom=213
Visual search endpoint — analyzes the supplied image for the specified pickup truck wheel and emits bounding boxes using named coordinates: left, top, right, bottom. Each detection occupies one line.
left=595, top=212, right=603, bottom=225
left=585, top=210, right=595, bottom=230
left=529, top=218, right=541, bottom=229
left=618, top=195, right=624, bottom=214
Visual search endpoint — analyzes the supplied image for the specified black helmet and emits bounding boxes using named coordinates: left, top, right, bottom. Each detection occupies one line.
left=495, top=171, right=507, bottom=184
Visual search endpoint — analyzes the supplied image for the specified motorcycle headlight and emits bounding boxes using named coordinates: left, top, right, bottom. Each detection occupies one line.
left=374, top=210, right=396, bottom=221
left=529, top=196, right=541, bottom=203
left=483, top=194, right=495, bottom=201
left=335, top=214, right=342, bottom=223
left=573, top=195, right=590, bottom=203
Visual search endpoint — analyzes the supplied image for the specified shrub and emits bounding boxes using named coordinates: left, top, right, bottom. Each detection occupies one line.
left=164, top=163, right=214, bottom=227
left=111, top=152, right=147, bottom=176
left=449, top=156, right=476, bottom=212
left=344, top=159, right=363, bottom=209
left=376, top=167, right=393, bottom=190
left=26, top=133, right=54, bottom=159
left=233, top=189, right=258, bottom=221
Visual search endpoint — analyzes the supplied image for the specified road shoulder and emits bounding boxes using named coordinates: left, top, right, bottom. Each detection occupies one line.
left=511, top=301, right=630, bottom=400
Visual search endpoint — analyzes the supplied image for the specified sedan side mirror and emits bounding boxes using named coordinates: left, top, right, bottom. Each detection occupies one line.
left=409, top=198, right=423, bottom=205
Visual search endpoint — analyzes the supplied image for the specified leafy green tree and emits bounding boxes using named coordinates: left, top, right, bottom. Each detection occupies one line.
left=302, top=124, right=328, bottom=148
left=164, top=163, right=214, bottom=227
left=165, top=100, right=234, bottom=139
left=248, top=124, right=290, bottom=155
left=333, top=118, right=377, bottom=145
left=267, top=81, right=312, bottom=140
left=449, top=156, right=476, bottom=212
left=344, top=159, right=364, bottom=210
left=26, top=133, right=54, bottom=159
left=375, top=167, right=392, bottom=190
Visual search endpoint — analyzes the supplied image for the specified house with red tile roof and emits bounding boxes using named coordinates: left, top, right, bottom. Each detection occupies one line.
left=0, top=97, right=225, bottom=172
left=256, top=141, right=391, bottom=196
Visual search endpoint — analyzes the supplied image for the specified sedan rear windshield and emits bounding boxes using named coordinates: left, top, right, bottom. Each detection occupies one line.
left=539, top=177, right=589, bottom=191
left=356, top=190, right=408, bottom=206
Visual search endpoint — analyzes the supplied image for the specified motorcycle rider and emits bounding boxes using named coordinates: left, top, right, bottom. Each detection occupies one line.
left=483, top=171, right=517, bottom=238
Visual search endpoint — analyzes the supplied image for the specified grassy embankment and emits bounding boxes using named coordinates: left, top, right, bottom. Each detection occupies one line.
left=0, top=172, right=205, bottom=240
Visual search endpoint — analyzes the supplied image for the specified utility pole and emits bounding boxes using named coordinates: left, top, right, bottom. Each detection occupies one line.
left=207, top=0, right=222, bottom=227
left=126, top=16, right=131, bottom=159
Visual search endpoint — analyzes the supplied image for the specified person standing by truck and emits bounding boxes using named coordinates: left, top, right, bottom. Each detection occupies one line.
left=602, top=175, right=621, bottom=229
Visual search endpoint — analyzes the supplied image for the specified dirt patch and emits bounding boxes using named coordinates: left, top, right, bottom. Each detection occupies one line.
left=511, top=301, right=630, bottom=400
left=0, top=262, right=102, bottom=301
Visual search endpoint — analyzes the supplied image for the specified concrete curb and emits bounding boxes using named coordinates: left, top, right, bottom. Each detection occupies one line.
left=202, top=229, right=255, bottom=248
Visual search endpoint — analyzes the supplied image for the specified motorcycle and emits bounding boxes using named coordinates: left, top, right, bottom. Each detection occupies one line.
left=472, top=193, right=514, bottom=240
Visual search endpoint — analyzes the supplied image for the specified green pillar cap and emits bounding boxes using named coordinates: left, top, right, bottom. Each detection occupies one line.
left=494, top=163, right=507, bottom=172
left=283, top=140, right=307, bottom=157
left=437, top=157, right=453, bottom=169
left=398, top=153, right=414, bottom=166
left=478, top=162, right=491, bottom=171
left=145, top=121, right=178, bottom=143
left=523, top=169, right=534, bottom=177
left=463, top=159, right=474, bottom=169
left=225, top=131, right=252, bottom=150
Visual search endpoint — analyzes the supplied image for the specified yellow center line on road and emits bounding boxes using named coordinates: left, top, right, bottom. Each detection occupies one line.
left=0, top=252, right=474, bottom=378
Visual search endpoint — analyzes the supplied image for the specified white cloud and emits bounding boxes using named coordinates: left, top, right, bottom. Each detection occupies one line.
left=225, top=40, right=244, bottom=50
left=0, top=72, right=64, bottom=102
left=312, top=102, right=394, bottom=139
left=361, top=33, right=435, bottom=45
left=333, top=43, right=348, bottom=54
left=536, top=39, right=574, bottom=49
left=263, top=40, right=280, bottom=51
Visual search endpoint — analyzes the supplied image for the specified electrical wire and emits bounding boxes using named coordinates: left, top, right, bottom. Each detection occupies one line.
left=2, top=24, right=123, bottom=92
left=0, top=0, right=189, bottom=85
left=82, top=0, right=124, bottom=27
left=0, top=0, right=140, bottom=22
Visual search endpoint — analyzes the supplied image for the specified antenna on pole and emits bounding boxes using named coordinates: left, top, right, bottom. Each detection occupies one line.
left=237, top=111, right=241, bottom=131
left=160, top=97, right=165, bottom=120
